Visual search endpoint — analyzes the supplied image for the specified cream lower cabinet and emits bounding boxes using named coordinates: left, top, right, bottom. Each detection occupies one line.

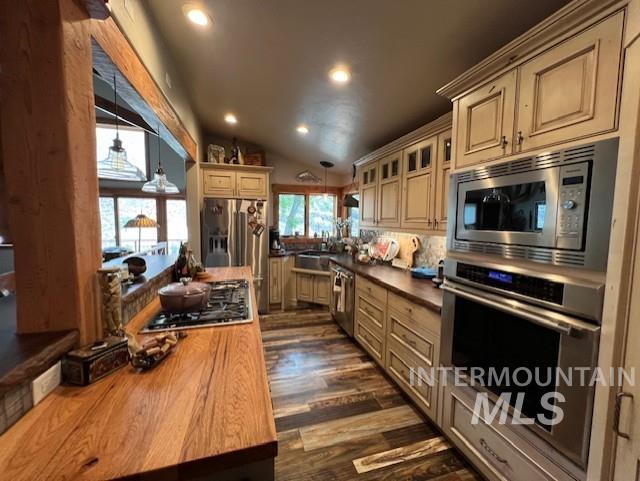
left=354, top=276, right=441, bottom=423
left=270, top=256, right=296, bottom=310
left=295, top=271, right=330, bottom=306
left=355, top=277, right=388, bottom=366
left=296, top=273, right=314, bottom=303
left=313, top=276, right=330, bottom=306
left=269, top=257, right=282, bottom=305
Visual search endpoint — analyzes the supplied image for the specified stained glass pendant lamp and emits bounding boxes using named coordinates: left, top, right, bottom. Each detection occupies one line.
left=142, top=124, right=179, bottom=194
left=97, top=75, right=147, bottom=181
left=124, top=214, right=159, bottom=252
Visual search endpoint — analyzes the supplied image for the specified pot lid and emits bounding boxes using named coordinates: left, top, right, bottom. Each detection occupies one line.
left=159, top=278, right=210, bottom=297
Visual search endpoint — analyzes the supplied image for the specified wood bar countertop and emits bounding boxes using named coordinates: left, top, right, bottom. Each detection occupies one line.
left=0, top=267, right=277, bottom=481
left=329, top=254, right=443, bottom=313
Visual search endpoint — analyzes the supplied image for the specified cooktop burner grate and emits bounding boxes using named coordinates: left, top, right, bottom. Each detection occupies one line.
left=140, top=279, right=253, bottom=333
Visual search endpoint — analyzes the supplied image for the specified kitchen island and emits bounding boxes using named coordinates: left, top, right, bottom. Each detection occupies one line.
left=0, top=267, right=277, bottom=481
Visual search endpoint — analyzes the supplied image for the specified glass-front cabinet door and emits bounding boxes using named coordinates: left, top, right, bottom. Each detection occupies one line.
left=435, top=129, right=453, bottom=233
left=377, top=151, right=402, bottom=228
left=401, top=136, right=437, bottom=230
left=359, top=160, right=378, bottom=226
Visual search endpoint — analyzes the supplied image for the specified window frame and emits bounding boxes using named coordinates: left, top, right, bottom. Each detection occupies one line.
left=99, top=189, right=186, bottom=250
left=273, top=184, right=341, bottom=238
left=96, top=121, right=151, bottom=182
left=307, top=193, right=338, bottom=237
left=276, top=193, right=307, bottom=237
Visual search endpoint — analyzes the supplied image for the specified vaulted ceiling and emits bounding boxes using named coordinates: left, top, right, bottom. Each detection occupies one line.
left=146, top=0, right=570, bottom=172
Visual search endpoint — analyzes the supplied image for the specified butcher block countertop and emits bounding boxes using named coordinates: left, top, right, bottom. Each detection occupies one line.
left=0, top=267, right=277, bottom=481
left=329, top=255, right=443, bottom=313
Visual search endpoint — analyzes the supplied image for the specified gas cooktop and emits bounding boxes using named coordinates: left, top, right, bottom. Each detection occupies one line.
left=141, top=279, right=253, bottom=333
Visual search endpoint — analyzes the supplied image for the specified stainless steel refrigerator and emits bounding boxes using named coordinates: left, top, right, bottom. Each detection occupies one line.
left=201, top=198, right=269, bottom=312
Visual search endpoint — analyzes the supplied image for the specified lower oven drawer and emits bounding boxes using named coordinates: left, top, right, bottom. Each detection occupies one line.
left=355, top=320, right=384, bottom=365
left=442, top=384, right=577, bottom=481
left=386, top=338, right=437, bottom=421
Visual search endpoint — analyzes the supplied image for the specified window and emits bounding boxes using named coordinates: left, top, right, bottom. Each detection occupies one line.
left=96, top=124, right=148, bottom=181
left=99, top=194, right=188, bottom=256
left=308, top=194, right=336, bottom=237
left=99, top=197, right=117, bottom=248
left=166, top=199, right=188, bottom=256
left=278, top=194, right=305, bottom=236
left=348, top=194, right=360, bottom=237
left=117, top=197, right=158, bottom=252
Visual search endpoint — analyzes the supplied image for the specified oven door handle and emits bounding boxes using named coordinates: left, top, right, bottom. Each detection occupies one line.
left=442, top=283, right=583, bottom=337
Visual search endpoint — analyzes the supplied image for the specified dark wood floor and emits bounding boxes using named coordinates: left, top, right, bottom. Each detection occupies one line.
left=260, top=308, right=483, bottom=481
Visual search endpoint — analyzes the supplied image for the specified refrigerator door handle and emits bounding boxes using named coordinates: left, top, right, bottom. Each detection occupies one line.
left=234, top=211, right=241, bottom=266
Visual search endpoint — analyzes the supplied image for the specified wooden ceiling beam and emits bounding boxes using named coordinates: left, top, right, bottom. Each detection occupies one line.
left=90, top=18, right=198, bottom=163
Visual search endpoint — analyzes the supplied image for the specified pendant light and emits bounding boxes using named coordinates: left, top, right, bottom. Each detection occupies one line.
left=142, top=123, right=179, bottom=194
left=320, top=161, right=334, bottom=198
left=97, top=75, right=147, bottom=181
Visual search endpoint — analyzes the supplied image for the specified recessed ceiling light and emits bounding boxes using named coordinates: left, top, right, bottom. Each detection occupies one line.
left=183, top=5, right=210, bottom=27
left=224, top=113, right=238, bottom=125
left=296, top=125, right=309, bottom=135
left=329, top=67, right=351, bottom=84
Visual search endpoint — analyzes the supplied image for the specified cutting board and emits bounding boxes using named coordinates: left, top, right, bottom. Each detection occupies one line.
left=396, top=236, right=420, bottom=268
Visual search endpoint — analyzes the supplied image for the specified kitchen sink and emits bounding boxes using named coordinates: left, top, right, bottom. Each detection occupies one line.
left=295, top=252, right=331, bottom=271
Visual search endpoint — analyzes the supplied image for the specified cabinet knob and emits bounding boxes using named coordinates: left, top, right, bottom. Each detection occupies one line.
left=500, top=136, right=508, bottom=149
left=516, top=131, right=524, bottom=145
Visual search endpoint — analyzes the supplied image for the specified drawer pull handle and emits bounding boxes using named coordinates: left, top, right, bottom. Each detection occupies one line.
left=614, top=392, right=634, bottom=439
left=480, top=438, right=508, bottom=465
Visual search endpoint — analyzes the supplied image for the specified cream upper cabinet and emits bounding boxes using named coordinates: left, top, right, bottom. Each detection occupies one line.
left=455, top=69, right=517, bottom=169
left=236, top=171, right=268, bottom=198
left=202, top=166, right=271, bottom=199
left=434, top=130, right=452, bottom=233
left=203, top=170, right=236, bottom=197
left=401, top=136, right=437, bottom=230
left=359, top=160, right=378, bottom=226
left=377, top=151, right=402, bottom=228
left=515, top=12, right=623, bottom=153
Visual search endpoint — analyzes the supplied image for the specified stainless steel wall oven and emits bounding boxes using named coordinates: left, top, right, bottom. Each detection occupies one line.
left=441, top=258, right=604, bottom=469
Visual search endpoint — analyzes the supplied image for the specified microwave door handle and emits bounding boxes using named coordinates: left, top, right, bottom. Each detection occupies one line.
left=442, top=284, right=576, bottom=337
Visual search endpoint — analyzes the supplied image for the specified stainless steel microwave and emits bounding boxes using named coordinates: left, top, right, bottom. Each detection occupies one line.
left=447, top=139, right=619, bottom=272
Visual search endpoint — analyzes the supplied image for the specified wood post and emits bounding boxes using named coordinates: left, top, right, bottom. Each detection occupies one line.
left=0, top=0, right=101, bottom=343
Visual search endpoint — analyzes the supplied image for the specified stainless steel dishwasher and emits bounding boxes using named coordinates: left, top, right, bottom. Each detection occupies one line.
left=329, top=262, right=354, bottom=337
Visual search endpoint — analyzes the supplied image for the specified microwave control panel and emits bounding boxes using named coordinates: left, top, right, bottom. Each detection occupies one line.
left=557, top=162, right=589, bottom=250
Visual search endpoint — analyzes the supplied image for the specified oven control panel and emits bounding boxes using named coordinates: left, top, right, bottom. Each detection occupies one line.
left=557, top=162, right=589, bottom=250
left=456, top=263, right=564, bottom=304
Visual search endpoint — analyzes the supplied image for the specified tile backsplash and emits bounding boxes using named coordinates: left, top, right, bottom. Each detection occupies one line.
left=360, top=230, right=446, bottom=268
